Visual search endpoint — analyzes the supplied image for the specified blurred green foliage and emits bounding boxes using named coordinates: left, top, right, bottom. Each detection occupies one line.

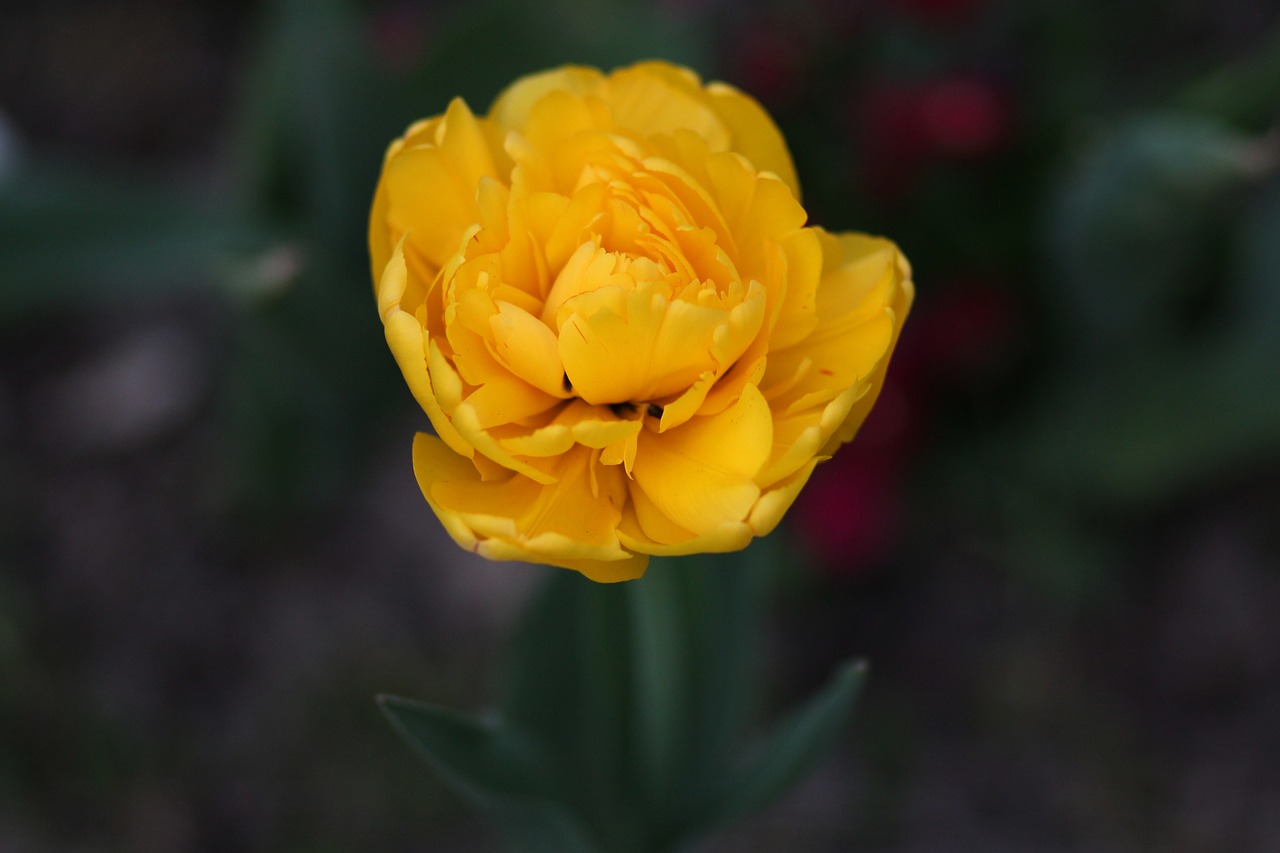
left=382, top=544, right=867, bottom=852
left=2, top=0, right=1280, bottom=849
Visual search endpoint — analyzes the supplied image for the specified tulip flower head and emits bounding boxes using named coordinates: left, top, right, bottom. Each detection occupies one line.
left=370, top=62, right=913, bottom=581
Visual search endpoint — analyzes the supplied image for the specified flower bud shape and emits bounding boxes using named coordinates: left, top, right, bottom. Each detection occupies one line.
left=370, top=62, right=913, bottom=581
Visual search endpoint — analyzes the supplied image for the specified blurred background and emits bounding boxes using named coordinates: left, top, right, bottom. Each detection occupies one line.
left=2, top=0, right=1279, bottom=849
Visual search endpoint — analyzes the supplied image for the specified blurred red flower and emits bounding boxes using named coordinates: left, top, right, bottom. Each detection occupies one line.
left=793, top=280, right=1020, bottom=576
left=857, top=74, right=1011, bottom=199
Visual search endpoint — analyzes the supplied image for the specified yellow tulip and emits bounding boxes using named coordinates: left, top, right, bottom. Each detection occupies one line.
left=370, top=62, right=913, bottom=582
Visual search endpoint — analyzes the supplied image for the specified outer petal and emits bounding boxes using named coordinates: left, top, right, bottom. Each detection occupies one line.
left=763, top=231, right=904, bottom=415
left=382, top=99, right=502, bottom=270
left=616, top=519, right=755, bottom=557
left=631, top=383, right=773, bottom=535
left=413, top=434, right=647, bottom=582
left=489, top=65, right=607, bottom=134
left=823, top=240, right=915, bottom=451
left=370, top=115, right=444, bottom=286
left=747, top=457, right=821, bottom=536
left=602, top=63, right=730, bottom=151
left=380, top=243, right=473, bottom=458
left=477, top=537, right=648, bottom=583
left=704, top=80, right=800, bottom=198
left=616, top=480, right=755, bottom=556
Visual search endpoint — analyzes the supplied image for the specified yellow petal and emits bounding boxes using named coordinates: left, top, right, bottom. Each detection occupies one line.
left=558, top=281, right=727, bottom=405
left=458, top=375, right=561, bottom=430
left=627, top=473, right=698, bottom=544
left=427, top=338, right=465, bottom=415
left=747, top=457, right=820, bottom=536
left=734, top=177, right=810, bottom=280
left=381, top=246, right=473, bottom=458
left=487, top=301, right=568, bottom=397
left=824, top=251, right=915, bottom=452
left=756, top=379, right=871, bottom=489
left=449, top=396, right=560, bottom=484
left=420, top=441, right=633, bottom=557
left=479, top=538, right=649, bottom=583
left=436, top=98, right=499, bottom=192
left=414, top=433, right=646, bottom=580
left=369, top=176, right=393, bottom=293
left=383, top=99, right=501, bottom=272
left=375, top=236, right=411, bottom=321
left=658, top=369, right=716, bottom=431
left=476, top=535, right=645, bottom=581
left=570, top=410, right=644, bottom=448
left=600, top=431, right=640, bottom=476
left=615, top=522, right=753, bottom=558
left=411, top=431, right=486, bottom=550
left=385, top=310, right=474, bottom=459
left=631, top=383, right=772, bottom=534
left=541, top=240, right=618, bottom=327
left=696, top=355, right=768, bottom=419
left=498, top=400, right=642, bottom=457
left=702, top=154, right=807, bottom=277
left=603, top=63, right=729, bottom=150
left=651, top=277, right=767, bottom=433
left=489, top=66, right=606, bottom=134
left=370, top=119, right=441, bottom=287
left=384, top=145, right=477, bottom=269
left=768, top=229, right=823, bottom=350
left=616, top=483, right=754, bottom=555
left=763, top=231, right=904, bottom=415
left=498, top=423, right=575, bottom=458
left=541, top=183, right=609, bottom=280
left=705, top=80, right=800, bottom=198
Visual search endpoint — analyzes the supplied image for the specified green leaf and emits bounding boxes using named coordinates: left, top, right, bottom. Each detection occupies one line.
left=497, top=549, right=778, bottom=850
left=627, top=549, right=773, bottom=842
left=497, top=570, right=638, bottom=845
left=1045, top=115, right=1268, bottom=356
left=377, top=695, right=596, bottom=853
left=626, top=563, right=686, bottom=808
left=672, top=546, right=773, bottom=822
left=709, top=660, right=868, bottom=828
left=378, top=696, right=551, bottom=799
left=391, top=541, right=858, bottom=851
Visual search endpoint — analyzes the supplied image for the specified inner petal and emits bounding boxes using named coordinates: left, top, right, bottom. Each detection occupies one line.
left=558, top=280, right=727, bottom=405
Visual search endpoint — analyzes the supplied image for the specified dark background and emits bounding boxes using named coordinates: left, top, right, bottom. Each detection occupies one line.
left=2, top=0, right=1279, bottom=849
